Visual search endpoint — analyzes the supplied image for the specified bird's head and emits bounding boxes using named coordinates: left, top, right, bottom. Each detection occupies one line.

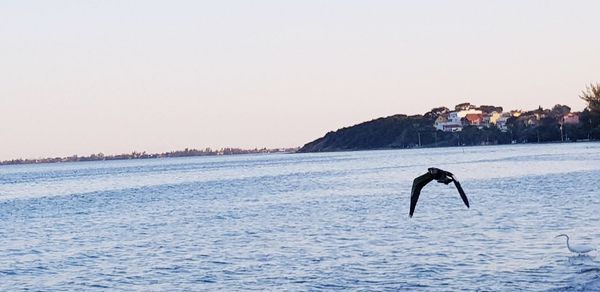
left=555, top=234, right=568, bottom=239
left=428, top=168, right=441, bottom=175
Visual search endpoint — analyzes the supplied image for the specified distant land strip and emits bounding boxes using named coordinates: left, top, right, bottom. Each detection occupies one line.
left=0, top=147, right=299, bottom=166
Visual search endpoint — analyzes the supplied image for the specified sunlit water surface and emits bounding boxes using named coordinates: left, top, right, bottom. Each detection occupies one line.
left=1, top=143, right=600, bottom=290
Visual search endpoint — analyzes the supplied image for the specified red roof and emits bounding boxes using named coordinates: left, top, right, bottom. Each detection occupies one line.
left=465, top=113, right=482, bottom=123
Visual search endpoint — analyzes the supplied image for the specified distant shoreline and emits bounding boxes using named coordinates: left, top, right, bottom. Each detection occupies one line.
left=5, top=140, right=598, bottom=167
left=0, top=147, right=299, bottom=167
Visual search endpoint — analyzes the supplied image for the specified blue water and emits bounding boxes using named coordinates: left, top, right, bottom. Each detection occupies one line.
left=1, top=143, right=600, bottom=290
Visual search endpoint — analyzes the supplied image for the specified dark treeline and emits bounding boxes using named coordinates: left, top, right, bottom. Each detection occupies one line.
left=0, top=147, right=299, bottom=166
left=298, top=83, right=600, bottom=153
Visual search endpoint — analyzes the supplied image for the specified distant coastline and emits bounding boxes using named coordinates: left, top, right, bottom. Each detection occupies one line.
left=0, top=147, right=299, bottom=166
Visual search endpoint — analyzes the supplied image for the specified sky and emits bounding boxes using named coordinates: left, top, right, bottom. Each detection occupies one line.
left=1, top=0, right=599, bottom=160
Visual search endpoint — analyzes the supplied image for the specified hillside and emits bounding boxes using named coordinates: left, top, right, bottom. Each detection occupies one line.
left=298, top=114, right=442, bottom=153
left=298, top=102, right=600, bottom=153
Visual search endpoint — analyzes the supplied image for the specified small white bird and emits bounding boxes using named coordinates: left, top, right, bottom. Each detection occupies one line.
left=555, top=234, right=596, bottom=255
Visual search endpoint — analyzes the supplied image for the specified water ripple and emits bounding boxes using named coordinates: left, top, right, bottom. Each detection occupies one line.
left=0, top=143, right=599, bottom=290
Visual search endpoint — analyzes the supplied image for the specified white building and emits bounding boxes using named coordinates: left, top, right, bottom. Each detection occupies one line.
left=435, top=109, right=483, bottom=132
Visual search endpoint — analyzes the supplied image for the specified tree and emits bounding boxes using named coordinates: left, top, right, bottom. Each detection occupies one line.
left=479, top=105, right=503, bottom=114
left=580, top=83, right=600, bottom=131
left=461, top=125, right=482, bottom=145
left=550, top=104, right=571, bottom=119
left=424, top=106, right=449, bottom=119
left=455, top=102, right=475, bottom=111
left=580, top=83, right=600, bottom=114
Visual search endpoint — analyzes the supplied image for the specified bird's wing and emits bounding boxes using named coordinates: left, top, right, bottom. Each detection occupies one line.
left=410, top=172, right=434, bottom=217
left=450, top=175, right=470, bottom=208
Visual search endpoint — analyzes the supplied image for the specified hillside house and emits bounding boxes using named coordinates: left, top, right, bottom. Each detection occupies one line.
left=481, top=111, right=502, bottom=126
left=562, top=113, right=580, bottom=125
left=464, top=113, right=483, bottom=126
left=496, top=116, right=509, bottom=131
left=434, top=109, right=483, bottom=132
left=435, top=114, right=462, bottom=132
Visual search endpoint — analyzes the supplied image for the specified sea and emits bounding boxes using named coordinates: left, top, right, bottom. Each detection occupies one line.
left=1, top=143, right=599, bottom=291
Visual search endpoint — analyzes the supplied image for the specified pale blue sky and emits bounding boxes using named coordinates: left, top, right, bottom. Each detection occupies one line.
left=1, top=1, right=599, bottom=160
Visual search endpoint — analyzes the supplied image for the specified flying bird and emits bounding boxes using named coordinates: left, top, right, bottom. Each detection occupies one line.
left=409, top=167, right=470, bottom=217
left=555, top=234, right=596, bottom=255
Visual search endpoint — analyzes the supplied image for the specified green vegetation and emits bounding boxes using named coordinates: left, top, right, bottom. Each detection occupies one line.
left=299, top=83, right=600, bottom=153
left=298, top=112, right=509, bottom=153
left=297, top=114, right=438, bottom=152
left=580, top=83, right=600, bottom=114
